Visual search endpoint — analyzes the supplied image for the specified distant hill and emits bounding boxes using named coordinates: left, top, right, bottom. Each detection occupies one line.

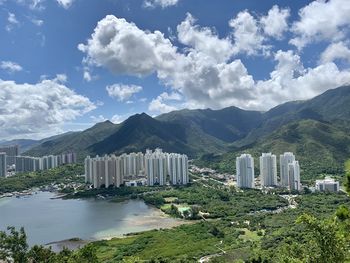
left=0, top=132, right=75, bottom=154
left=24, top=85, right=350, bottom=180
left=25, top=121, right=119, bottom=159
left=25, top=107, right=265, bottom=159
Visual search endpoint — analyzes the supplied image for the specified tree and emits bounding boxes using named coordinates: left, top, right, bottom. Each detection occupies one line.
left=27, top=245, right=56, bottom=263
left=0, top=226, right=28, bottom=263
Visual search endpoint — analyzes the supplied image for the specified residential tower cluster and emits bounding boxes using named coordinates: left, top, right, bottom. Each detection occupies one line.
left=0, top=144, right=76, bottom=177
left=236, top=152, right=301, bottom=190
left=84, top=148, right=189, bottom=188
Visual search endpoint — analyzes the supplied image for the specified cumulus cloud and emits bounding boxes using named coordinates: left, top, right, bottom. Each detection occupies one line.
left=144, top=0, right=179, bottom=8
left=106, top=84, right=143, bottom=102
left=320, top=42, right=350, bottom=64
left=148, top=92, right=181, bottom=114
left=79, top=11, right=350, bottom=112
left=229, top=10, right=268, bottom=56
left=56, top=0, right=75, bottom=9
left=0, top=61, right=23, bottom=73
left=78, top=15, right=179, bottom=76
left=177, top=13, right=234, bottom=62
left=290, top=0, right=350, bottom=50
left=255, top=50, right=350, bottom=109
left=260, top=5, right=290, bottom=39
left=0, top=78, right=96, bottom=139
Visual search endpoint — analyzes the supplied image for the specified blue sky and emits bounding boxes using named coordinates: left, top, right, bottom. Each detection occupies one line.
left=0, top=0, right=350, bottom=140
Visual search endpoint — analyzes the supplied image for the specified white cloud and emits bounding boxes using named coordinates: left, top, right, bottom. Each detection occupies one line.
left=255, top=50, right=350, bottom=109
left=260, top=5, right=290, bottom=39
left=148, top=92, right=183, bottom=114
left=0, top=78, right=96, bottom=139
left=106, top=84, right=143, bottom=102
left=83, top=71, right=92, bottom=82
left=56, top=0, right=75, bottom=9
left=177, top=13, right=234, bottom=62
left=229, top=10, right=268, bottom=56
left=110, top=114, right=128, bottom=124
left=144, top=0, right=179, bottom=8
left=6, top=12, right=19, bottom=32
left=90, top=115, right=107, bottom=123
left=30, top=18, right=44, bottom=26
left=80, top=14, right=350, bottom=112
left=290, top=0, right=350, bottom=50
left=78, top=15, right=179, bottom=76
left=0, top=61, right=23, bottom=73
left=15, top=0, right=45, bottom=11
left=320, top=41, right=350, bottom=64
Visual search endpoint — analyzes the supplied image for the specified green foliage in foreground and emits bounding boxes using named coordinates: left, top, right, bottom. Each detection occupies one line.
left=0, top=164, right=84, bottom=194
left=0, top=226, right=98, bottom=263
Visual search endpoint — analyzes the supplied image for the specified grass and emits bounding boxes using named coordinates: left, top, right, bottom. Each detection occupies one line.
left=238, top=228, right=262, bottom=242
left=93, top=223, right=221, bottom=262
left=346, top=159, right=350, bottom=173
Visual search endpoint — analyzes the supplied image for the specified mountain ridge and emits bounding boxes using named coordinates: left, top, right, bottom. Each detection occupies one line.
left=22, top=85, right=350, bottom=172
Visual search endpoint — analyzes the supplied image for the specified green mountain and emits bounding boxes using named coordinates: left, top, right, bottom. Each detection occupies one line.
left=25, top=107, right=264, bottom=159
left=26, top=120, right=119, bottom=159
left=236, top=85, right=350, bottom=147
left=198, top=119, right=350, bottom=182
left=24, top=85, right=350, bottom=179
left=89, top=113, right=194, bottom=156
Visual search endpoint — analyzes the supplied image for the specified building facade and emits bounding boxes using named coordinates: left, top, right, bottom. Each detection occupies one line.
left=85, top=149, right=189, bottom=188
left=280, top=152, right=296, bottom=188
left=0, top=145, right=19, bottom=165
left=259, top=153, right=277, bottom=187
left=0, top=152, right=6, bottom=177
left=236, top=154, right=255, bottom=188
left=315, top=177, right=339, bottom=192
left=288, top=161, right=301, bottom=191
left=13, top=152, right=76, bottom=173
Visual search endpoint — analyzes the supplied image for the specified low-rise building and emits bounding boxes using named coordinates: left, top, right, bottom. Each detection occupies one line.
left=315, top=177, right=340, bottom=192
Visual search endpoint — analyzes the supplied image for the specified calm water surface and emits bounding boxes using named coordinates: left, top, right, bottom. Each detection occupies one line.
left=0, top=192, right=181, bottom=246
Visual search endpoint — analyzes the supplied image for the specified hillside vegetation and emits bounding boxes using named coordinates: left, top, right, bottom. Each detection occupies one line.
left=24, top=86, right=350, bottom=181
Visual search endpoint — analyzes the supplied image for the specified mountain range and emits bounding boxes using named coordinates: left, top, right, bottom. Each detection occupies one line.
left=13, top=85, right=350, bottom=180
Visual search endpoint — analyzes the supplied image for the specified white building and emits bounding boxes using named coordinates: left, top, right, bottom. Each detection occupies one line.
left=315, top=177, right=339, bottom=192
left=0, top=152, right=6, bottom=177
left=288, top=161, right=301, bottom=191
left=259, top=153, right=277, bottom=187
left=280, top=152, right=301, bottom=190
left=85, top=149, right=189, bottom=189
left=236, top=154, right=255, bottom=188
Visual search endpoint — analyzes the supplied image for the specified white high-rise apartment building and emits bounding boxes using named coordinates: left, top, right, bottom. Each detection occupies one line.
left=236, top=154, right=255, bottom=188
left=0, top=152, right=6, bottom=177
left=259, top=153, right=277, bottom=187
left=85, top=149, right=189, bottom=188
left=280, top=152, right=296, bottom=187
left=288, top=161, right=301, bottom=191
left=280, top=152, right=301, bottom=190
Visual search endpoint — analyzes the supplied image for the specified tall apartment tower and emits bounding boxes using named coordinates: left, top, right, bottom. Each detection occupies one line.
left=288, top=161, right=301, bottom=191
left=280, top=152, right=295, bottom=187
left=0, top=152, right=6, bottom=177
left=236, top=154, right=255, bottom=188
left=0, top=145, right=19, bottom=166
left=145, top=149, right=168, bottom=186
left=259, top=153, right=277, bottom=187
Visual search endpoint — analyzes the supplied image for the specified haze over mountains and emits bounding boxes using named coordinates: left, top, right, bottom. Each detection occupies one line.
left=17, top=85, right=349, bottom=174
